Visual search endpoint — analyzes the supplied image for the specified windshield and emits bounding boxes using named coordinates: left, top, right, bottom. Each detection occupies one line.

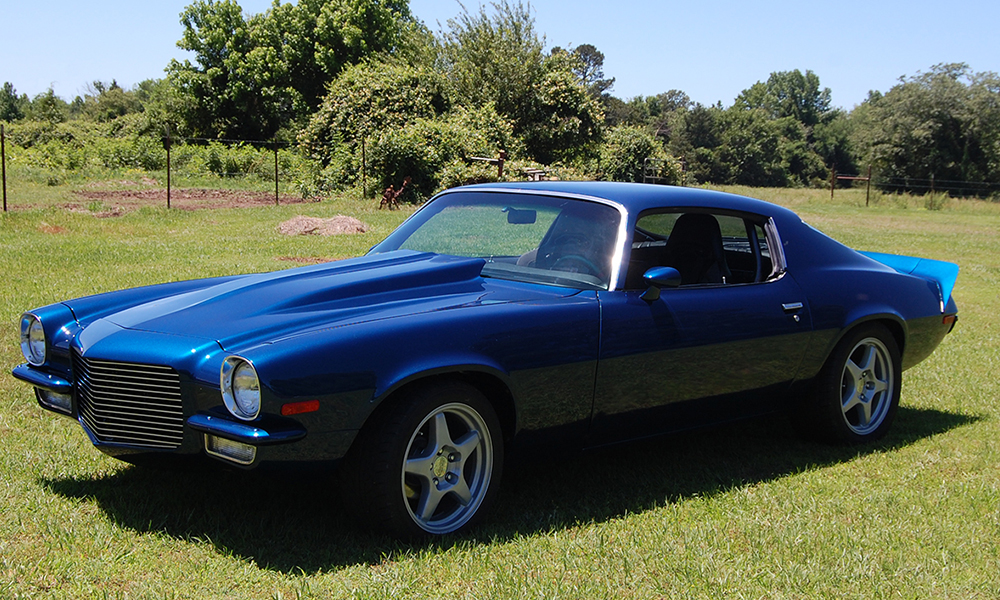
left=370, top=191, right=623, bottom=290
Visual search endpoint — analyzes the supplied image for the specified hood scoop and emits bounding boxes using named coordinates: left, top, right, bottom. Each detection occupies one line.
left=102, top=251, right=488, bottom=345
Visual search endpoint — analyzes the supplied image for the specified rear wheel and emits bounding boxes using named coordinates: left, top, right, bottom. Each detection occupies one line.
left=342, top=382, right=503, bottom=538
left=809, top=324, right=901, bottom=444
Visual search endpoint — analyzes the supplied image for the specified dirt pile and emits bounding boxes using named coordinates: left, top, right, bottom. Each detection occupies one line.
left=278, top=215, right=369, bottom=236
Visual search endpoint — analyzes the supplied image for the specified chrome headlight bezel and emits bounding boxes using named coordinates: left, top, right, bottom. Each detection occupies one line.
left=20, top=313, right=46, bottom=366
left=220, top=356, right=261, bottom=421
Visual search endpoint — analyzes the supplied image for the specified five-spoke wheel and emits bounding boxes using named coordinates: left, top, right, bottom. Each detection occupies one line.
left=809, top=324, right=901, bottom=443
left=341, top=382, right=503, bottom=538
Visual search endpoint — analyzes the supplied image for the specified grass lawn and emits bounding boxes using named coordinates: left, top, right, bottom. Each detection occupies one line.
left=0, top=182, right=998, bottom=599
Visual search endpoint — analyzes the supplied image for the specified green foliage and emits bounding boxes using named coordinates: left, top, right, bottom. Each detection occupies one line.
left=441, top=0, right=602, bottom=162
left=850, top=63, right=1000, bottom=194
left=78, top=80, right=145, bottom=123
left=368, top=103, right=518, bottom=200
left=598, top=125, right=674, bottom=183
left=736, top=69, right=832, bottom=127
left=0, top=82, right=27, bottom=122
left=167, top=0, right=413, bottom=141
left=523, top=66, right=604, bottom=163
left=2, top=120, right=87, bottom=149
left=23, top=88, right=69, bottom=124
left=299, top=60, right=449, bottom=161
left=551, top=43, right=615, bottom=99
left=93, top=136, right=166, bottom=171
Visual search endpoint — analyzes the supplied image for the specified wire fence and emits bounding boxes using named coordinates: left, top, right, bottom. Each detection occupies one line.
left=832, top=165, right=1000, bottom=199
left=3, top=124, right=1000, bottom=212
left=0, top=127, right=313, bottom=211
left=162, top=131, right=293, bottom=209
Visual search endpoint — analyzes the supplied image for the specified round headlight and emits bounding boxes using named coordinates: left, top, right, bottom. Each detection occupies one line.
left=20, top=314, right=46, bottom=366
left=221, top=356, right=261, bottom=421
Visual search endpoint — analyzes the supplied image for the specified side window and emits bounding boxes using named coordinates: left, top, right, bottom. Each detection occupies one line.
left=626, top=211, right=774, bottom=289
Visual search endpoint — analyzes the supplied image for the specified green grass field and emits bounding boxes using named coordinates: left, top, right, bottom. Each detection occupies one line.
left=1, top=183, right=998, bottom=599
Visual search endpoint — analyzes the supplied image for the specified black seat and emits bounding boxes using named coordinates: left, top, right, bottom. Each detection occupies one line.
left=663, top=213, right=732, bottom=285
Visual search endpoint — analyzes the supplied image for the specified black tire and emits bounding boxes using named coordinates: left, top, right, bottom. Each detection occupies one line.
left=807, top=324, right=901, bottom=444
left=341, top=381, right=504, bottom=538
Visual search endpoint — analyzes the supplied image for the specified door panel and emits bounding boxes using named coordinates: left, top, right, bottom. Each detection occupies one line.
left=591, top=274, right=811, bottom=444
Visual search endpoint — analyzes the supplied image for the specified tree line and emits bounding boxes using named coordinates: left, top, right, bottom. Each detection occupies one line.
left=2, top=0, right=998, bottom=200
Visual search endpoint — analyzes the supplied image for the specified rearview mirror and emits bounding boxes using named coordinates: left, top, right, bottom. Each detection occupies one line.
left=503, top=207, right=537, bottom=224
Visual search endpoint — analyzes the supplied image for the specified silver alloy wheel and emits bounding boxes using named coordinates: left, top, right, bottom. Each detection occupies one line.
left=839, top=336, right=895, bottom=435
left=400, top=402, right=494, bottom=534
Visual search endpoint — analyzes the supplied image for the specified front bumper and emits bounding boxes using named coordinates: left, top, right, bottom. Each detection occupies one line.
left=14, top=363, right=309, bottom=467
left=186, top=411, right=307, bottom=445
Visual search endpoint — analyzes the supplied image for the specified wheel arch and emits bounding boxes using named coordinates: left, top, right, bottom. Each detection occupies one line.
left=823, top=312, right=907, bottom=369
left=368, top=366, right=519, bottom=446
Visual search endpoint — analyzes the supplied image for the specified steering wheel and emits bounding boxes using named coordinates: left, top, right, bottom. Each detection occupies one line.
left=551, top=254, right=601, bottom=276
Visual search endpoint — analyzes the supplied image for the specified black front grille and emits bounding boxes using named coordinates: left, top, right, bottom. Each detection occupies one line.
left=74, top=352, right=185, bottom=449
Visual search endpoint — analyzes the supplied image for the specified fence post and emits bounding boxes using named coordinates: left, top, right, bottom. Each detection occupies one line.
left=830, top=166, right=836, bottom=200
left=361, top=136, right=367, bottom=198
left=165, top=126, right=172, bottom=209
left=274, top=139, right=279, bottom=206
left=2, top=124, right=7, bottom=213
left=865, top=165, right=872, bottom=207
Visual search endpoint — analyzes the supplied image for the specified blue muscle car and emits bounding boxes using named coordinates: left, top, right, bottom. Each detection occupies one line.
left=13, top=182, right=959, bottom=537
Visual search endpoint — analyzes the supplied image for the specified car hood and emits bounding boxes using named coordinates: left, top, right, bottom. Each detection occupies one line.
left=69, top=250, right=574, bottom=353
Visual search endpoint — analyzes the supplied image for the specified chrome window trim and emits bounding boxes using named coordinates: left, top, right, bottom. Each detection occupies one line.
left=410, top=187, right=631, bottom=292
left=763, top=217, right=788, bottom=278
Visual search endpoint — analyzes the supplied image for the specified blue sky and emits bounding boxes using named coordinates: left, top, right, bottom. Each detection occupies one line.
left=4, top=0, right=999, bottom=110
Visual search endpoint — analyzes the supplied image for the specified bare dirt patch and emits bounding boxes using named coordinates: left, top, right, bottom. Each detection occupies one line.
left=278, top=215, right=369, bottom=236
left=69, top=188, right=311, bottom=212
left=275, top=256, right=346, bottom=265
left=38, top=222, right=68, bottom=234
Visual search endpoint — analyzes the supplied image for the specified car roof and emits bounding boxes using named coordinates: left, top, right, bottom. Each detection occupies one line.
left=456, top=181, right=800, bottom=222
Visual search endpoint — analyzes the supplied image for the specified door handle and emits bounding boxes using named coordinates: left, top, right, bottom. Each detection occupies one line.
left=782, top=302, right=804, bottom=313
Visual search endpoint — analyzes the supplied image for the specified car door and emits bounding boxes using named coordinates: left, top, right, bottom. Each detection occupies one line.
left=588, top=211, right=813, bottom=445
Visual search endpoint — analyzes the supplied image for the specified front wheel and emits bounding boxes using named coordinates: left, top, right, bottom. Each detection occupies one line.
left=808, top=324, right=901, bottom=444
left=342, top=382, right=503, bottom=538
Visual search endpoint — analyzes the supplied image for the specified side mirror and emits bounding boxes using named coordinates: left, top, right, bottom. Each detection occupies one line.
left=639, top=266, right=681, bottom=302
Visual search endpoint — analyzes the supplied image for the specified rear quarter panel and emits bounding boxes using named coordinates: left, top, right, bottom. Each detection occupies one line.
left=777, top=217, right=949, bottom=378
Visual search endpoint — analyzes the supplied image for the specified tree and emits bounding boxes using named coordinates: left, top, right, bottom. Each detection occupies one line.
left=300, top=60, right=450, bottom=161
left=441, top=0, right=602, bottom=162
left=167, top=0, right=270, bottom=139
left=24, top=88, right=68, bottom=124
left=736, top=69, right=832, bottom=127
left=551, top=43, right=615, bottom=98
left=168, top=0, right=413, bottom=140
left=730, top=69, right=843, bottom=183
left=850, top=63, right=1000, bottom=192
left=0, top=82, right=26, bottom=122
left=81, top=80, right=144, bottom=123
left=598, top=125, right=677, bottom=183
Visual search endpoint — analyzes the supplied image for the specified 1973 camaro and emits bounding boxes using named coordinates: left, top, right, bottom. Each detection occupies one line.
left=13, top=182, right=958, bottom=537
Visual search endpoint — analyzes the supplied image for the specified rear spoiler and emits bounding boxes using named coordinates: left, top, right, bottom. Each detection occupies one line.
left=860, top=251, right=959, bottom=310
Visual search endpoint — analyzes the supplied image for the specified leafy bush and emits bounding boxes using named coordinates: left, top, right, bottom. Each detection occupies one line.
left=367, top=104, right=520, bottom=201
left=300, top=61, right=450, bottom=163
left=93, top=136, right=165, bottom=171
left=598, top=125, right=679, bottom=183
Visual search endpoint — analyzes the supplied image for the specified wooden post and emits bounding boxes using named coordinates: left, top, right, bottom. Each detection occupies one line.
left=165, top=126, right=172, bottom=209
left=497, top=150, right=507, bottom=179
left=830, top=166, right=836, bottom=200
left=361, top=136, right=367, bottom=198
left=274, top=140, right=279, bottom=206
left=1, top=124, right=7, bottom=213
left=865, top=165, right=872, bottom=207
